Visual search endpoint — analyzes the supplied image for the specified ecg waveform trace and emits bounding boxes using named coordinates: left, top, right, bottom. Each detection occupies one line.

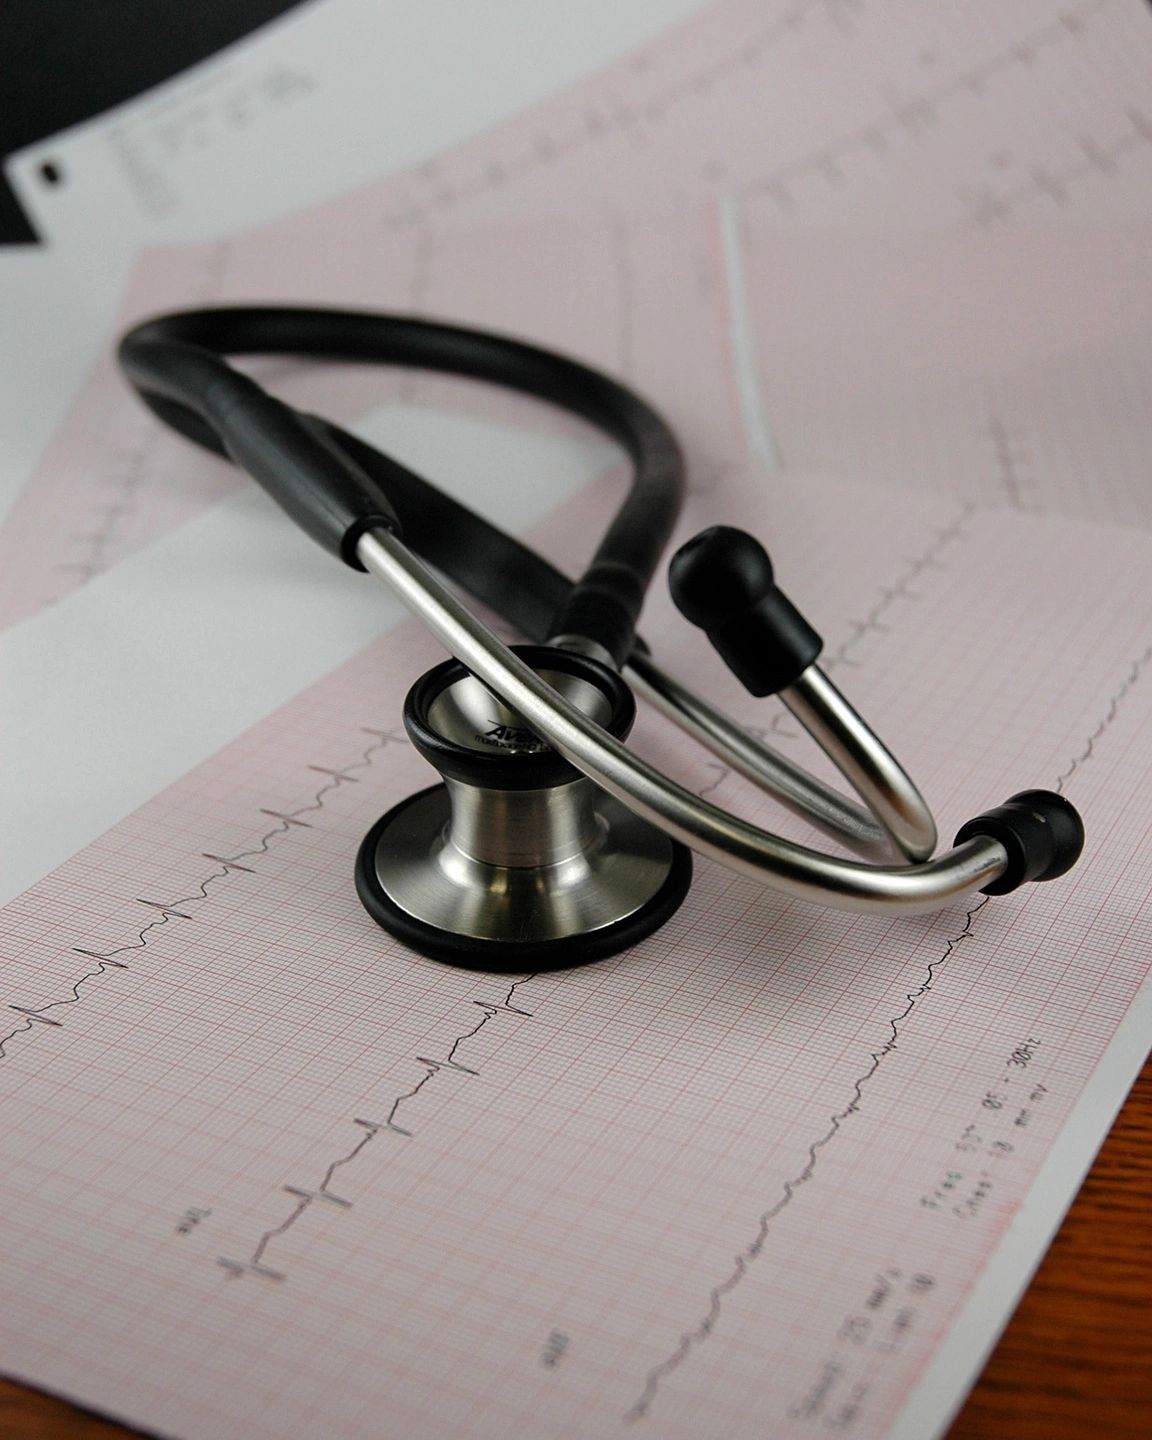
left=367, top=0, right=1137, bottom=234
left=627, top=897, right=991, bottom=1421
left=54, top=433, right=151, bottom=589
left=987, top=414, right=1032, bottom=513
left=964, top=100, right=1152, bottom=226
left=821, top=506, right=974, bottom=671
left=217, top=977, right=536, bottom=1283
left=0, top=727, right=406, bottom=1062
left=1054, top=644, right=1152, bottom=795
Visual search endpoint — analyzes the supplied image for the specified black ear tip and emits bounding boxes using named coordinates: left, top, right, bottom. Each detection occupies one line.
left=1002, top=790, right=1086, bottom=880
left=668, top=526, right=775, bottom=630
left=955, top=789, right=1085, bottom=895
left=668, top=526, right=821, bottom=697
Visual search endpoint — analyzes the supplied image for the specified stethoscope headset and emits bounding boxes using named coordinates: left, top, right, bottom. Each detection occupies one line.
left=118, top=306, right=1084, bottom=972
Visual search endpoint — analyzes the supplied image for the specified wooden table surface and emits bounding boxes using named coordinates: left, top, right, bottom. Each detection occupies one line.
left=2, top=1060, right=1149, bottom=1440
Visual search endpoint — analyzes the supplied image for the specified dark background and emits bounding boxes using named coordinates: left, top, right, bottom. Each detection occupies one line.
left=0, top=0, right=306, bottom=243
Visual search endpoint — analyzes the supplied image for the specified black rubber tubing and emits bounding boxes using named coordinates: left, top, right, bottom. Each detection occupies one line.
left=118, top=306, right=686, bottom=664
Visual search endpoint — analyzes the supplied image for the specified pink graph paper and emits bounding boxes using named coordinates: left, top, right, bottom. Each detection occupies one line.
left=1, top=467, right=1149, bottom=1439
left=736, top=216, right=1152, bottom=528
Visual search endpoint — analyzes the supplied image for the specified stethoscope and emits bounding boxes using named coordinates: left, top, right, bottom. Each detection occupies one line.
left=119, top=306, right=1084, bottom=972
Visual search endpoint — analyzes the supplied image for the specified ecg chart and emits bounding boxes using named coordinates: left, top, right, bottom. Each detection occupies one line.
left=1, top=468, right=1150, bottom=1440
left=2, top=3, right=1152, bottom=1436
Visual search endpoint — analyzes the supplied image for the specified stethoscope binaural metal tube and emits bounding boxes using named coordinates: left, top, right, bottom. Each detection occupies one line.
left=625, top=651, right=893, bottom=860
left=779, top=666, right=937, bottom=862
left=355, top=527, right=1009, bottom=915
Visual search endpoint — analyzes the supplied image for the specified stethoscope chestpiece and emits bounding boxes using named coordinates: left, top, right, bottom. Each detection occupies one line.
left=355, top=644, right=693, bottom=971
